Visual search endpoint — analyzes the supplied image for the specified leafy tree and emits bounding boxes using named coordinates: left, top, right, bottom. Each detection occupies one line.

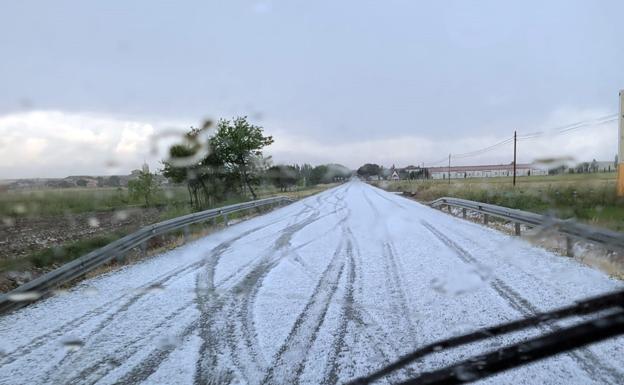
left=107, top=175, right=121, bottom=187
left=266, top=165, right=298, bottom=191
left=357, top=163, right=381, bottom=178
left=211, top=117, right=274, bottom=199
left=76, top=179, right=88, bottom=187
left=309, top=164, right=351, bottom=184
left=309, top=165, right=328, bottom=185
left=128, top=171, right=160, bottom=206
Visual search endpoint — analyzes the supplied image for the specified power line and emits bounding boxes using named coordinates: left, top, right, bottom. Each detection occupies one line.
left=421, top=113, right=617, bottom=167
left=452, top=137, right=514, bottom=159
left=424, top=156, right=450, bottom=167
left=518, top=114, right=618, bottom=140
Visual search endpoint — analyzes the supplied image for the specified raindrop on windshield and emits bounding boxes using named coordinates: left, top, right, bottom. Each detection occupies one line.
left=83, top=286, right=99, bottom=296
left=13, top=204, right=27, bottom=215
left=454, top=365, right=479, bottom=381
left=114, top=210, right=129, bottom=221
left=7, top=291, right=41, bottom=302
left=61, top=337, right=85, bottom=352
left=157, top=334, right=181, bottom=349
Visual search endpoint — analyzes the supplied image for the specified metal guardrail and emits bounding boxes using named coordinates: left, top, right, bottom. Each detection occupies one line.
left=429, top=197, right=624, bottom=253
left=0, top=196, right=293, bottom=315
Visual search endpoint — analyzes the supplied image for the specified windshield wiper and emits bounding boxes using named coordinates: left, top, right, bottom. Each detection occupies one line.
left=348, top=289, right=624, bottom=385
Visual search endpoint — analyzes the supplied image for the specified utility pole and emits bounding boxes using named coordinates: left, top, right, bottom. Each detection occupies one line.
left=618, top=90, right=624, bottom=196
left=513, top=130, right=517, bottom=187
left=448, top=153, right=451, bottom=184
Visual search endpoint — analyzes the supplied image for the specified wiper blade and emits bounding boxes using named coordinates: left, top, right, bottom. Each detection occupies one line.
left=349, top=289, right=624, bottom=385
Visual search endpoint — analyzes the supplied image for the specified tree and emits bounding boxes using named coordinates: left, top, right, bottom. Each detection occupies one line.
left=128, top=171, right=160, bottom=206
left=76, top=179, right=88, bottom=187
left=309, top=164, right=351, bottom=184
left=357, top=163, right=381, bottom=179
left=107, top=175, right=121, bottom=187
left=210, top=117, right=274, bottom=199
left=309, top=165, right=328, bottom=185
left=266, top=165, right=298, bottom=191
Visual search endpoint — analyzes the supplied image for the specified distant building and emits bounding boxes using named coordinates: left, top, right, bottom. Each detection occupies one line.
left=593, top=161, right=616, bottom=173
left=428, top=163, right=547, bottom=180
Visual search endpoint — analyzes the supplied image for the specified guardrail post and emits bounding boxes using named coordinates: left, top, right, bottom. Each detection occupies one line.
left=223, top=213, right=228, bottom=226
left=446, top=204, right=452, bottom=214
left=115, top=252, right=126, bottom=263
left=140, top=242, right=147, bottom=257
left=484, top=214, right=489, bottom=225
left=514, top=223, right=521, bottom=236
left=212, top=217, right=217, bottom=227
left=462, top=208, right=467, bottom=219
left=183, top=225, right=190, bottom=242
left=566, top=236, right=574, bottom=257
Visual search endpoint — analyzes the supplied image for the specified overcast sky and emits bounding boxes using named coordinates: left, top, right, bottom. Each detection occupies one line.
left=1, top=0, right=623, bottom=178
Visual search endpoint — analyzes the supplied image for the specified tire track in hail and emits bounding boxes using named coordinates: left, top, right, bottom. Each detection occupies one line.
left=421, top=220, right=624, bottom=384
left=320, top=232, right=356, bottom=385
left=149, top=204, right=318, bottom=385
left=43, top=215, right=300, bottom=385
left=75, top=202, right=315, bottom=385
left=382, top=242, right=419, bottom=343
left=0, top=210, right=300, bottom=368
left=38, top=206, right=311, bottom=385
left=44, top=299, right=197, bottom=385
left=194, top=188, right=345, bottom=384
left=261, top=236, right=348, bottom=385
left=221, top=201, right=330, bottom=381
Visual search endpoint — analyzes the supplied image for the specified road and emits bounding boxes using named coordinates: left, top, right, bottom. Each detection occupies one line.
left=0, top=181, right=622, bottom=385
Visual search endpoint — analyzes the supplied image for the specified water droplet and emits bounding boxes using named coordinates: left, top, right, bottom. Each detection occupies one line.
left=88, top=217, right=100, bottom=227
left=454, top=366, right=479, bottom=381
left=7, top=291, right=41, bottom=302
left=83, top=287, right=99, bottom=296
left=164, top=190, right=174, bottom=199
left=61, top=337, right=84, bottom=352
left=114, top=210, right=129, bottom=221
left=52, top=289, right=69, bottom=296
left=157, top=335, right=180, bottom=349
left=593, top=318, right=611, bottom=328
left=136, top=283, right=165, bottom=294
left=13, top=204, right=26, bottom=214
left=2, top=217, right=15, bottom=227
left=432, top=345, right=443, bottom=352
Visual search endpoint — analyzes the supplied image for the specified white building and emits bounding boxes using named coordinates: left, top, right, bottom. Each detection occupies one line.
left=428, top=164, right=547, bottom=180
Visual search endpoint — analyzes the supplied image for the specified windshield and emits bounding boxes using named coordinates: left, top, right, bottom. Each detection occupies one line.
left=1, top=2, right=623, bottom=385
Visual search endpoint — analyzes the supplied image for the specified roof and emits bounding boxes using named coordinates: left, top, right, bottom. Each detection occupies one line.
left=428, top=164, right=536, bottom=173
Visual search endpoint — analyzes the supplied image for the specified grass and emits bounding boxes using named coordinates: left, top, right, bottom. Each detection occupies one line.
left=0, top=232, right=125, bottom=272
left=1, top=182, right=339, bottom=276
left=0, top=186, right=190, bottom=217
left=375, top=172, right=624, bottom=232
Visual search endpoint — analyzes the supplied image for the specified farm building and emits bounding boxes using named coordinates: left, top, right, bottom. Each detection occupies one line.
left=428, top=164, right=547, bottom=180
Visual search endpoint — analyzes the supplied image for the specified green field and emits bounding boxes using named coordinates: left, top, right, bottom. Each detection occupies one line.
left=375, top=172, right=624, bottom=232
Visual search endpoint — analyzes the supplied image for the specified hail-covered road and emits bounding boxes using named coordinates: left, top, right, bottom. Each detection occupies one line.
left=0, top=181, right=622, bottom=385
